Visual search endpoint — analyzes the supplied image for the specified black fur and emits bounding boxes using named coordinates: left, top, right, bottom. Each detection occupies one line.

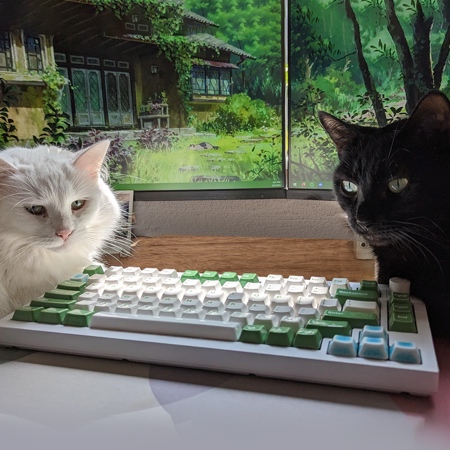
left=319, top=91, right=450, bottom=337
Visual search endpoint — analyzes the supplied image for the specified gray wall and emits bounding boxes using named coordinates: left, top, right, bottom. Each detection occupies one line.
left=134, top=198, right=354, bottom=239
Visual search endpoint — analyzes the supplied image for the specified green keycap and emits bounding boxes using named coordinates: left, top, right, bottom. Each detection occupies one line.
left=322, top=310, right=379, bottom=328
left=389, top=292, right=411, bottom=305
left=293, top=328, right=323, bottom=349
left=63, top=309, right=95, bottom=327
left=30, top=298, right=77, bottom=309
left=83, top=265, right=104, bottom=276
left=389, top=303, right=414, bottom=314
left=305, top=319, right=352, bottom=338
left=266, top=326, right=294, bottom=346
left=359, top=280, right=379, bottom=293
left=239, top=273, right=259, bottom=287
left=219, top=272, right=239, bottom=285
left=57, top=280, right=86, bottom=292
left=44, top=289, right=81, bottom=300
left=239, top=324, right=267, bottom=344
left=335, top=288, right=378, bottom=306
left=181, top=270, right=201, bottom=282
left=389, top=312, right=417, bottom=333
left=12, top=306, right=43, bottom=322
left=201, top=271, right=219, bottom=283
left=37, top=307, right=69, bottom=324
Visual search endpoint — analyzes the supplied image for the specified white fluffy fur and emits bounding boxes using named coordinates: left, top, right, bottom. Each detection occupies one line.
left=0, top=141, right=121, bottom=317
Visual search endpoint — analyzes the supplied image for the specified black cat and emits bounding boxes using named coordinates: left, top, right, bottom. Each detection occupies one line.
left=319, top=91, right=450, bottom=337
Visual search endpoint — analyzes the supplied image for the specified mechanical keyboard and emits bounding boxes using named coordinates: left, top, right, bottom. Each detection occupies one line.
left=0, top=265, right=439, bottom=395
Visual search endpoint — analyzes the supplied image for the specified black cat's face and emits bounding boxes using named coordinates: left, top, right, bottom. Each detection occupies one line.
left=320, top=91, right=450, bottom=249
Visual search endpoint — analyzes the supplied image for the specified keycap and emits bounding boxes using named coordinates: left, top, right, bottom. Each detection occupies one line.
left=30, top=298, right=77, bottom=310
left=239, top=273, right=259, bottom=286
left=219, top=272, right=239, bottom=284
left=83, top=265, right=104, bottom=276
left=35, top=307, right=69, bottom=324
left=293, top=328, right=322, bottom=349
left=318, top=298, right=341, bottom=316
left=329, top=278, right=350, bottom=297
left=201, top=271, right=219, bottom=283
left=63, top=309, right=95, bottom=327
left=266, top=327, right=294, bottom=346
left=71, top=273, right=89, bottom=283
left=358, top=337, right=389, bottom=360
left=305, top=319, right=352, bottom=338
left=181, top=270, right=201, bottom=282
left=334, top=288, right=379, bottom=306
left=44, top=289, right=81, bottom=300
left=359, top=280, right=379, bottom=293
left=389, top=312, right=417, bottom=333
left=389, top=341, right=421, bottom=364
left=181, top=308, right=206, bottom=320
left=328, top=335, right=357, bottom=357
left=389, top=277, right=410, bottom=294
left=91, top=312, right=241, bottom=341
left=229, top=312, right=253, bottom=327
left=322, top=310, right=379, bottom=328
left=279, top=316, right=303, bottom=332
left=359, top=325, right=388, bottom=341
left=239, top=324, right=267, bottom=344
left=253, top=314, right=278, bottom=330
left=343, top=300, right=379, bottom=316
left=12, top=306, right=44, bottom=322
left=57, top=280, right=86, bottom=292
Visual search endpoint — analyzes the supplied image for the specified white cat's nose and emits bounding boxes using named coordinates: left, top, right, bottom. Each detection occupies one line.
left=56, top=229, right=73, bottom=241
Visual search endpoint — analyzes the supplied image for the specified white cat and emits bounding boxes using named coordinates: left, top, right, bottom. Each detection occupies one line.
left=0, top=140, right=121, bottom=317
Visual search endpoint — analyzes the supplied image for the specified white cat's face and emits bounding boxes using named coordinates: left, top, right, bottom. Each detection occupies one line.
left=0, top=141, right=120, bottom=254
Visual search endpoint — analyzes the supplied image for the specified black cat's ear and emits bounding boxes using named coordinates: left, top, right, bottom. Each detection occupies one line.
left=404, top=91, right=450, bottom=137
left=318, top=111, right=359, bottom=156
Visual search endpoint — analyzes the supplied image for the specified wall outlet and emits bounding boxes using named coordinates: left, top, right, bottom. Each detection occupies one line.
left=354, top=238, right=374, bottom=260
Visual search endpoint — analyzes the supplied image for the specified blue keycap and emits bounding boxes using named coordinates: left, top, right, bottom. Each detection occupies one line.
left=389, top=341, right=421, bottom=364
left=71, top=273, right=90, bottom=282
left=359, top=325, right=388, bottom=342
left=328, top=335, right=357, bottom=357
left=358, top=336, right=388, bottom=360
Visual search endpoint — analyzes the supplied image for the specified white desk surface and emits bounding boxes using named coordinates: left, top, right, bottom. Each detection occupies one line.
left=1, top=339, right=449, bottom=450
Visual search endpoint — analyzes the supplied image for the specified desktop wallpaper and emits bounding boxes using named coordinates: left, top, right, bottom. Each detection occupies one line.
left=289, top=0, right=450, bottom=190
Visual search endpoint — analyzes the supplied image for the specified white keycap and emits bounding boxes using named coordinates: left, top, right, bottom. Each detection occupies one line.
left=279, top=316, right=303, bottom=332
left=91, top=312, right=241, bottom=341
left=309, top=286, right=329, bottom=302
left=330, top=278, right=350, bottom=297
left=222, top=281, right=242, bottom=296
left=205, top=310, right=230, bottom=322
left=159, top=307, right=182, bottom=318
left=318, top=298, right=342, bottom=316
left=138, top=295, right=160, bottom=307
left=294, top=296, right=316, bottom=312
left=181, top=308, right=206, bottom=320
left=105, top=275, right=125, bottom=286
left=162, top=278, right=182, bottom=289
left=249, top=303, right=271, bottom=315
left=225, top=292, right=247, bottom=305
left=271, top=295, right=293, bottom=308
left=297, top=307, right=320, bottom=322
left=87, top=274, right=106, bottom=285
left=343, top=300, right=379, bottom=316
left=140, top=268, right=159, bottom=277
left=285, top=275, right=305, bottom=288
left=180, top=298, right=202, bottom=310
left=204, top=290, right=226, bottom=303
left=242, top=282, right=262, bottom=295
left=272, top=305, right=295, bottom=319
left=75, top=300, right=96, bottom=311
left=203, top=300, right=225, bottom=312
left=159, top=269, right=178, bottom=279
left=94, top=302, right=115, bottom=313
left=229, top=312, right=253, bottom=327
left=159, top=296, right=181, bottom=308
left=117, top=294, right=139, bottom=305
left=254, top=314, right=278, bottom=330
left=161, top=287, right=184, bottom=300
left=98, top=293, right=119, bottom=304
left=181, top=279, right=201, bottom=289
left=142, top=277, right=162, bottom=289
left=142, top=286, right=162, bottom=298
left=102, top=284, right=122, bottom=296
left=137, top=305, right=160, bottom=316
left=115, top=303, right=138, bottom=314
left=307, top=276, right=327, bottom=293
left=389, top=277, right=411, bottom=294
left=122, top=267, right=141, bottom=277
left=286, top=285, right=306, bottom=297
left=77, top=292, right=99, bottom=302
left=264, top=283, right=285, bottom=301
left=247, top=293, right=269, bottom=307
left=264, top=274, right=284, bottom=286
left=122, top=285, right=143, bottom=298
left=225, top=302, right=248, bottom=313
left=201, top=280, right=221, bottom=291
left=105, top=266, right=123, bottom=276
left=182, top=288, right=205, bottom=302
left=86, top=283, right=105, bottom=295
left=123, top=276, right=142, bottom=287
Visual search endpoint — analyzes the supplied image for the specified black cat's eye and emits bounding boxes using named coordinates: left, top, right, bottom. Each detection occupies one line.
left=388, top=178, right=408, bottom=193
left=341, top=180, right=358, bottom=195
left=71, top=200, right=86, bottom=211
left=25, top=205, right=46, bottom=216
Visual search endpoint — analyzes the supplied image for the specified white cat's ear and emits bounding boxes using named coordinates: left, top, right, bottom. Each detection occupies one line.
left=74, top=140, right=110, bottom=178
left=0, top=157, right=16, bottom=178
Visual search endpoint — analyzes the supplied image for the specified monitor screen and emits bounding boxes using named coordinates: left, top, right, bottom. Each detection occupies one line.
left=287, top=0, right=449, bottom=196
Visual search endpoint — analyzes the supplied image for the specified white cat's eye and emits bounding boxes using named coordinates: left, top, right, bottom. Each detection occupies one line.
left=388, top=178, right=408, bottom=193
left=25, top=205, right=46, bottom=216
left=341, top=180, right=358, bottom=194
left=71, top=200, right=86, bottom=211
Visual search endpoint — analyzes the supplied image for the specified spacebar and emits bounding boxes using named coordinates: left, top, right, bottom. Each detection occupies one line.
left=90, top=312, right=241, bottom=342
